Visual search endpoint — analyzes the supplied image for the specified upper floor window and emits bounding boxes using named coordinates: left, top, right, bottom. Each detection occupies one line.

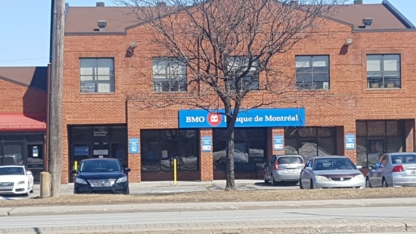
left=80, top=58, right=115, bottom=93
left=153, top=58, right=187, bottom=92
left=227, top=56, right=259, bottom=91
left=296, top=55, right=329, bottom=90
left=367, top=54, right=401, bottom=89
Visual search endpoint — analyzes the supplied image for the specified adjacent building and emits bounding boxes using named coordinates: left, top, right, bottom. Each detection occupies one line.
left=0, top=67, right=48, bottom=182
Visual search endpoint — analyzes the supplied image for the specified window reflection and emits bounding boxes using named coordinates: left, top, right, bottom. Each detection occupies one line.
left=213, top=128, right=267, bottom=172
left=141, top=129, right=199, bottom=171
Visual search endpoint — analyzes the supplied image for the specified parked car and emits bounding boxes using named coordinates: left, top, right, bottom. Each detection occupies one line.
left=0, top=165, right=34, bottom=196
left=72, top=158, right=130, bottom=194
left=366, top=153, right=416, bottom=188
left=264, top=155, right=304, bottom=186
left=300, top=156, right=365, bottom=189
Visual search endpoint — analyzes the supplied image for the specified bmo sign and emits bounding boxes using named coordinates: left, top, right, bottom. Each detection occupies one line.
left=178, top=108, right=305, bottom=128
left=185, top=112, right=222, bottom=127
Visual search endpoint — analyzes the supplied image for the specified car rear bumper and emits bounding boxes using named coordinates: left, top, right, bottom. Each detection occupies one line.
left=315, top=180, right=365, bottom=189
left=74, top=182, right=128, bottom=194
left=392, top=175, right=416, bottom=187
left=273, top=171, right=301, bottom=182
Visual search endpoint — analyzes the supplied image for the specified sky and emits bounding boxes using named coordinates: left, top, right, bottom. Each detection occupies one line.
left=0, top=0, right=414, bottom=67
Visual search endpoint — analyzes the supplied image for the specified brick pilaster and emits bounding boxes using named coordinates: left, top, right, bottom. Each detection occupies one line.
left=200, top=129, right=213, bottom=181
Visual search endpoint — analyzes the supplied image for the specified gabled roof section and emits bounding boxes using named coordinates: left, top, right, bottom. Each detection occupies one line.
left=331, top=1, right=414, bottom=30
left=64, top=1, right=414, bottom=34
left=65, top=7, right=138, bottom=34
left=0, top=67, right=48, bottom=92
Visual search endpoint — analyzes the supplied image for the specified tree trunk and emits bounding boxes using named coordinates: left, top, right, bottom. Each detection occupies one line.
left=225, top=116, right=236, bottom=190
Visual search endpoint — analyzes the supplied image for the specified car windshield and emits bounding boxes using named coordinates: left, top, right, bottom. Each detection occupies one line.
left=79, top=160, right=122, bottom=173
left=313, top=158, right=356, bottom=170
left=391, top=155, right=416, bottom=164
left=278, top=157, right=303, bottom=164
left=0, top=167, right=25, bottom=175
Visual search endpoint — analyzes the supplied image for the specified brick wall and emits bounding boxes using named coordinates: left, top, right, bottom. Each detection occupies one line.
left=0, top=79, right=47, bottom=115
left=61, top=16, right=416, bottom=183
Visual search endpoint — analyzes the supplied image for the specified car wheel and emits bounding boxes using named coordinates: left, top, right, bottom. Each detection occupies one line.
left=310, top=179, right=314, bottom=189
left=271, top=175, right=278, bottom=186
left=124, top=187, right=130, bottom=195
left=264, top=173, right=269, bottom=184
left=366, top=178, right=372, bottom=188
left=382, top=178, right=388, bottom=187
left=299, top=179, right=304, bottom=189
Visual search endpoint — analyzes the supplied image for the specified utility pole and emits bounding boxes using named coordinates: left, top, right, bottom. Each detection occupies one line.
left=49, top=0, right=65, bottom=197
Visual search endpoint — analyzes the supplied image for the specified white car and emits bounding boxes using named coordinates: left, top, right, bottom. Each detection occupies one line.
left=0, top=165, right=34, bottom=196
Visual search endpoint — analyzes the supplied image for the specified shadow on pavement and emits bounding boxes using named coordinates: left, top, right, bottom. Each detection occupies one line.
left=254, top=182, right=299, bottom=187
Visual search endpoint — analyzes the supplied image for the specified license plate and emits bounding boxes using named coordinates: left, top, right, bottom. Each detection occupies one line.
left=102, top=182, right=111, bottom=187
left=287, top=169, right=295, bottom=172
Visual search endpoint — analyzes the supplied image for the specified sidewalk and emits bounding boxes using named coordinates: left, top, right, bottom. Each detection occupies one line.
left=2, top=197, right=416, bottom=217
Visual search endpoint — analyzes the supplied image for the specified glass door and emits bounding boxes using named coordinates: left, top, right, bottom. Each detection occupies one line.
left=27, top=144, right=44, bottom=183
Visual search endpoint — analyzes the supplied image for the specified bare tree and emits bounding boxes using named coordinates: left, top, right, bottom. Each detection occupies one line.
left=116, top=0, right=344, bottom=190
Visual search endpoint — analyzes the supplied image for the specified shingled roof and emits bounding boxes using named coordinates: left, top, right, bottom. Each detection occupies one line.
left=64, top=1, right=415, bottom=34
left=0, top=67, right=48, bottom=92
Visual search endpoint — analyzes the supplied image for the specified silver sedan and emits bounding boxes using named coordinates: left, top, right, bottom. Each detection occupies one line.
left=300, top=156, right=365, bottom=189
left=366, top=153, right=416, bottom=187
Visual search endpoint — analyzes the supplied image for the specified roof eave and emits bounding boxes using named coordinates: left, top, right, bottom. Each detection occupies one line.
left=352, top=28, right=416, bottom=33
left=382, top=0, right=415, bottom=29
left=64, top=32, right=127, bottom=36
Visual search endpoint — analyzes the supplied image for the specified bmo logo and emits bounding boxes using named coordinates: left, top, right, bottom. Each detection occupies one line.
left=185, top=116, right=205, bottom=123
left=207, top=113, right=222, bottom=127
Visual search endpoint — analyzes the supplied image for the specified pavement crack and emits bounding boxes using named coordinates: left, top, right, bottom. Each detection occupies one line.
left=7, top=208, right=15, bottom=216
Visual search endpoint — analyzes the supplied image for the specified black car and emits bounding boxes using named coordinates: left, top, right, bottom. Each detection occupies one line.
left=72, top=158, right=130, bottom=194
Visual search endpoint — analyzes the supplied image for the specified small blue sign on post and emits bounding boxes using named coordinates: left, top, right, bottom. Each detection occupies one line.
left=273, top=135, right=284, bottom=151
left=345, top=134, right=355, bottom=150
left=129, top=138, right=140, bottom=154
left=201, top=136, right=212, bottom=152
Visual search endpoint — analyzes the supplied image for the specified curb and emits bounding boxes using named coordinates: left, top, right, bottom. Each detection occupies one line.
left=2, top=219, right=416, bottom=234
left=4, top=198, right=416, bottom=216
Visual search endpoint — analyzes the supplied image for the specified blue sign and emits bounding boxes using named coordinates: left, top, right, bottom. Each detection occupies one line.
left=129, top=138, right=140, bottom=154
left=74, top=146, right=89, bottom=156
left=345, top=134, right=355, bottom=150
left=178, top=108, right=305, bottom=128
left=201, top=136, right=212, bottom=152
left=273, top=135, right=284, bottom=150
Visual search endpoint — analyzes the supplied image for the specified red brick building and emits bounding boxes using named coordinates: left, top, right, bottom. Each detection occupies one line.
left=60, top=0, right=416, bottom=183
left=0, top=67, right=48, bottom=182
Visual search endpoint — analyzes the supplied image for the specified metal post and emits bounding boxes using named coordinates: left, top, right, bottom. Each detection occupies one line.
left=173, top=158, right=177, bottom=185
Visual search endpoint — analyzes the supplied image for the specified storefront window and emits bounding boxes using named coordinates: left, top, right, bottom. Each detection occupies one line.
left=284, top=127, right=336, bottom=162
left=213, top=128, right=267, bottom=172
left=367, top=121, right=385, bottom=136
left=0, top=133, right=45, bottom=182
left=2, top=142, right=23, bottom=165
left=141, top=129, right=199, bottom=172
left=356, top=120, right=405, bottom=167
left=357, top=137, right=368, bottom=166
